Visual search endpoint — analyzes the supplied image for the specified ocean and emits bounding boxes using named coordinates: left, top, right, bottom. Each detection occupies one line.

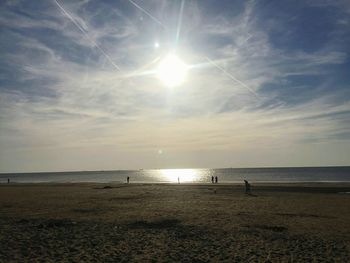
left=1, top=166, right=350, bottom=184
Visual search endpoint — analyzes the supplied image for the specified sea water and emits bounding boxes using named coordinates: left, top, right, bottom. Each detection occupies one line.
left=1, top=167, right=349, bottom=183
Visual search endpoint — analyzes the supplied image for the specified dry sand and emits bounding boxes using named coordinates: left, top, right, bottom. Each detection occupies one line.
left=1, top=183, right=350, bottom=262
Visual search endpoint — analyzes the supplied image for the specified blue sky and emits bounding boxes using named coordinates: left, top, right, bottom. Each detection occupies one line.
left=0, top=0, right=349, bottom=172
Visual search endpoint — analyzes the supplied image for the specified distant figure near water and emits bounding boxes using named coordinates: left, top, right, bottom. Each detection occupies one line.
left=127, top=176, right=130, bottom=184
left=178, top=177, right=180, bottom=184
left=244, top=180, right=251, bottom=194
left=215, top=176, right=218, bottom=184
left=7, top=178, right=10, bottom=184
left=211, top=176, right=214, bottom=183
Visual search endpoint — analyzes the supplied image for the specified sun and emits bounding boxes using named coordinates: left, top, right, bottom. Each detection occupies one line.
left=157, top=53, right=187, bottom=87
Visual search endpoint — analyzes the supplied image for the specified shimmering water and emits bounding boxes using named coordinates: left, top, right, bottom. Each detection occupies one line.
left=1, top=167, right=350, bottom=183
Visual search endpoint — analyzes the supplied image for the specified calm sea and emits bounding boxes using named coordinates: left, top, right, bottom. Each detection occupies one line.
left=0, top=167, right=350, bottom=184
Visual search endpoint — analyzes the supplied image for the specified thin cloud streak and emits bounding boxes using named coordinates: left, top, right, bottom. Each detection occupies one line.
left=127, top=0, right=166, bottom=29
left=204, top=56, right=259, bottom=98
left=175, top=0, right=185, bottom=47
left=53, top=0, right=121, bottom=70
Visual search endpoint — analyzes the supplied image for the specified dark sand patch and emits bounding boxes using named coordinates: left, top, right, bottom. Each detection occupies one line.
left=242, top=224, right=288, bottom=232
left=275, top=212, right=335, bottom=219
left=72, top=208, right=102, bottom=214
left=128, top=219, right=181, bottom=229
left=93, top=185, right=124, bottom=190
left=36, top=218, right=77, bottom=228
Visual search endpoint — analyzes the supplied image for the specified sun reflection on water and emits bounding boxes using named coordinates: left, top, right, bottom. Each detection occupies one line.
left=160, top=169, right=198, bottom=183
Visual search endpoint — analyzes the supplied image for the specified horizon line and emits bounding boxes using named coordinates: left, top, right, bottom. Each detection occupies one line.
left=1, top=165, right=350, bottom=175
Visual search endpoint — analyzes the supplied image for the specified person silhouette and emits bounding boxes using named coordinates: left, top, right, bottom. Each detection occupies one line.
left=178, top=177, right=180, bottom=184
left=211, top=176, right=214, bottom=184
left=127, top=176, right=130, bottom=184
left=244, top=180, right=251, bottom=194
left=215, top=176, right=218, bottom=184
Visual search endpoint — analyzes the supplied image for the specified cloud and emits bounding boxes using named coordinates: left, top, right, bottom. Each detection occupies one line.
left=0, top=0, right=349, bottom=171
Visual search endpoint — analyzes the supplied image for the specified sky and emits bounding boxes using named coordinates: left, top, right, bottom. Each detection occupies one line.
left=0, top=0, right=350, bottom=172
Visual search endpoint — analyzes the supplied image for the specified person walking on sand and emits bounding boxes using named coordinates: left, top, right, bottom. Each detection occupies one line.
left=127, top=176, right=130, bottom=184
left=244, top=180, right=251, bottom=194
left=211, top=176, right=214, bottom=184
left=215, top=176, right=218, bottom=184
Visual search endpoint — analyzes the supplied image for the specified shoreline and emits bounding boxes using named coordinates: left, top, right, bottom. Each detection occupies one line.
left=2, top=181, right=350, bottom=191
left=0, top=180, right=350, bottom=186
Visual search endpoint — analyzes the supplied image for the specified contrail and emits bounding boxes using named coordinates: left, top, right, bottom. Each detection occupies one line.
left=53, top=0, right=121, bottom=70
left=127, top=0, right=166, bottom=29
left=188, top=56, right=236, bottom=70
left=125, top=56, right=161, bottom=78
left=175, top=0, right=185, bottom=47
left=204, top=56, right=259, bottom=97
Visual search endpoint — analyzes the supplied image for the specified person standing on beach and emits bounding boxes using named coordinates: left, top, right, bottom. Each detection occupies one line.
left=215, top=176, right=218, bottom=184
left=127, top=176, right=130, bottom=184
left=7, top=178, right=10, bottom=184
left=244, top=180, right=251, bottom=194
left=211, top=176, right=214, bottom=183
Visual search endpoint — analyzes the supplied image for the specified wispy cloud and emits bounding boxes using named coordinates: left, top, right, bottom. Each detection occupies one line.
left=0, top=0, right=349, bottom=171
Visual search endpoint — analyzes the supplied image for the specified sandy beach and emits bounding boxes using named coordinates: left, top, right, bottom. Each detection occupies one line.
left=1, top=183, right=350, bottom=262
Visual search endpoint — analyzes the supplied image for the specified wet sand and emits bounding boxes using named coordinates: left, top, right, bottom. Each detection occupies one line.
left=1, top=183, right=350, bottom=262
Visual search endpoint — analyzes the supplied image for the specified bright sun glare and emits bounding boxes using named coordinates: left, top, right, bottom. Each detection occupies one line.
left=157, top=53, right=187, bottom=87
left=160, top=169, right=198, bottom=182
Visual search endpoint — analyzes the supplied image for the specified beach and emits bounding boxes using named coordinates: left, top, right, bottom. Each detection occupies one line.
left=1, top=183, right=350, bottom=262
